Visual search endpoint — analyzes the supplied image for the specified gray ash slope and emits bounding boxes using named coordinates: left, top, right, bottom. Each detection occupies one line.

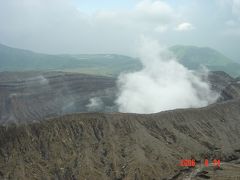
left=0, top=70, right=240, bottom=125
left=0, top=71, right=117, bottom=125
left=1, top=71, right=240, bottom=179
left=0, top=99, right=240, bottom=179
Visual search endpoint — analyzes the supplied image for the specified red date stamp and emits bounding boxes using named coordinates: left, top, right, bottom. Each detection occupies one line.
left=179, top=159, right=221, bottom=167
left=179, top=159, right=196, bottom=167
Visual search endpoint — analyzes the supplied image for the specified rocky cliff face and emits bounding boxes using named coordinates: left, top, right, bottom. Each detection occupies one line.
left=1, top=99, right=240, bottom=179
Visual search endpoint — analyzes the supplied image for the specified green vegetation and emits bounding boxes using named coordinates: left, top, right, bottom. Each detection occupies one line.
left=0, top=43, right=239, bottom=77
left=0, top=44, right=141, bottom=77
left=169, top=45, right=240, bottom=77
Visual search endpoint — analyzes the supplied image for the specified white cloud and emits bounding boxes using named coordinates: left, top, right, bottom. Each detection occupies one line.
left=1, top=0, right=240, bottom=60
left=217, top=0, right=240, bottom=37
left=154, top=25, right=168, bottom=33
left=95, top=11, right=117, bottom=20
left=0, top=0, right=188, bottom=54
left=86, top=97, right=104, bottom=111
left=94, top=0, right=178, bottom=30
left=223, top=27, right=240, bottom=36
left=218, top=0, right=240, bottom=17
left=226, top=20, right=238, bottom=27
left=232, top=0, right=240, bottom=16
left=228, top=0, right=240, bottom=17
left=134, top=0, right=175, bottom=24
left=176, top=22, right=195, bottom=31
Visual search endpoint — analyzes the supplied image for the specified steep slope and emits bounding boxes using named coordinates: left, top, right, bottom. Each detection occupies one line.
left=0, top=100, right=240, bottom=179
left=169, top=45, right=240, bottom=77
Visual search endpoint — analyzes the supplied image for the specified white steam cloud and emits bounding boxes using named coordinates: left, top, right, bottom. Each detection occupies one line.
left=86, top=97, right=104, bottom=112
left=116, top=37, right=218, bottom=114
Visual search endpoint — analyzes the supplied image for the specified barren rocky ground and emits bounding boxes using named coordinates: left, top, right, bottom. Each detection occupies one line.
left=0, top=71, right=240, bottom=179
left=1, top=99, right=240, bottom=179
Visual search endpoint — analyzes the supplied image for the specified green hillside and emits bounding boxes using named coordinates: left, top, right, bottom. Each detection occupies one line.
left=0, top=44, right=81, bottom=70
left=0, top=44, right=141, bottom=77
left=169, top=45, right=240, bottom=77
left=0, top=43, right=239, bottom=77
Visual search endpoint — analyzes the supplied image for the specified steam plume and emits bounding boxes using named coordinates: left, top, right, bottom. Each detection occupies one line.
left=116, top=37, right=218, bottom=113
left=86, top=97, right=104, bottom=111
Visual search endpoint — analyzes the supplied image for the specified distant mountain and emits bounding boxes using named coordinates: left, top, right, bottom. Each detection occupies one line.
left=1, top=43, right=240, bottom=77
left=0, top=44, right=80, bottom=70
left=169, top=45, right=240, bottom=77
left=0, top=44, right=141, bottom=76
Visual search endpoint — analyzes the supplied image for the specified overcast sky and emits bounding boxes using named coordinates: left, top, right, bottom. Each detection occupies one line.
left=0, top=0, right=240, bottom=60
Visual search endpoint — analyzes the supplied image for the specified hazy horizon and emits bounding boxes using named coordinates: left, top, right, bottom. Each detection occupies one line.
left=1, top=0, right=240, bottom=61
